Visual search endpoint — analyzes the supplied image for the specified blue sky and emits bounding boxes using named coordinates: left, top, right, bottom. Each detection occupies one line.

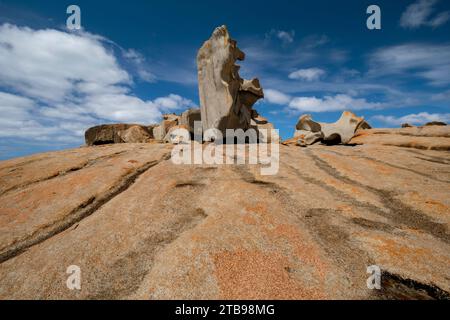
left=0, top=0, right=449, bottom=160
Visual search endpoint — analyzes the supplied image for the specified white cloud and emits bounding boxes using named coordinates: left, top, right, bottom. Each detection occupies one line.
left=0, top=24, right=130, bottom=102
left=153, top=94, right=192, bottom=111
left=372, top=112, right=450, bottom=125
left=369, top=43, right=450, bottom=86
left=288, top=94, right=384, bottom=113
left=264, top=89, right=291, bottom=105
left=400, top=0, right=450, bottom=29
left=0, top=24, right=195, bottom=144
left=288, top=68, right=326, bottom=81
left=266, top=29, right=295, bottom=45
left=122, top=48, right=157, bottom=83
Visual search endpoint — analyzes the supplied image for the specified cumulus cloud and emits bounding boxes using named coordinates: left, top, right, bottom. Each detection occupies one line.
left=372, top=112, right=450, bottom=125
left=369, top=43, right=450, bottom=86
left=0, top=24, right=194, bottom=144
left=264, top=89, right=291, bottom=105
left=288, top=68, right=326, bottom=81
left=400, top=0, right=450, bottom=29
left=264, top=87, right=385, bottom=112
left=288, top=94, right=384, bottom=113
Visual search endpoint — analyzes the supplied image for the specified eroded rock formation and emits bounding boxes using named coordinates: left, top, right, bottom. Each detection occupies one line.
left=85, top=124, right=154, bottom=146
left=180, top=108, right=201, bottom=134
left=197, top=25, right=264, bottom=136
left=285, top=111, right=371, bottom=147
left=85, top=26, right=278, bottom=146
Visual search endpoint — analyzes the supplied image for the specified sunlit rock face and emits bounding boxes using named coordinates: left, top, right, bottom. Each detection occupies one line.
left=197, top=25, right=264, bottom=138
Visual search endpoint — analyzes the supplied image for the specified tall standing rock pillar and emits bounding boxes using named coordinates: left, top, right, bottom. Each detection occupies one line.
left=197, top=25, right=264, bottom=138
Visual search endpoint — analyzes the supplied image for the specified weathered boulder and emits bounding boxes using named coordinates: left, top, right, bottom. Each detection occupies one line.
left=425, top=121, right=447, bottom=126
left=291, top=111, right=371, bottom=146
left=147, top=124, right=159, bottom=135
left=163, top=125, right=191, bottom=144
left=357, top=119, right=372, bottom=131
left=153, top=119, right=178, bottom=141
left=321, top=111, right=368, bottom=144
left=296, top=114, right=322, bottom=132
left=163, top=113, right=181, bottom=122
left=197, top=25, right=264, bottom=137
left=252, top=121, right=280, bottom=144
left=85, top=124, right=153, bottom=146
left=248, top=113, right=279, bottom=143
left=117, top=125, right=153, bottom=143
left=294, top=130, right=324, bottom=147
left=180, top=108, right=202, bottom=134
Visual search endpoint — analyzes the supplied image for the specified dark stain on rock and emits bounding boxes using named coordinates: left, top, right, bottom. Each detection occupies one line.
left=376, top=271, right=450, bottom=300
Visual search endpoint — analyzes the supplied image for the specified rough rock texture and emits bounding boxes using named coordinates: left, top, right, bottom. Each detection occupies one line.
left=351, top=126, right=450, bottom=151
left=425, top=121, right=447, bottom=127
left=295, top=130, right=324, bottom=147
left=180, top=108, right=202, bottom=135
left=85, top=124, right=153, bottom=146
left=197, top=26, right=264, bottom=136
left=295, top=112, right=371, bottom=146
left=0, top=135, right=449, bottom=299
left=153, top=119, right=178, bottom=141
left=250, top=115, right=280, bottom=143
left=163, top=125, right=191, bottom=144
left=118, top=125, right=153, bottom=143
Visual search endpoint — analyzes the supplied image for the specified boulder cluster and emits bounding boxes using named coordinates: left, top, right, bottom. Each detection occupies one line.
left=85, top=25, right=447, bottom=148
left=85, top=25, right=277, bottom=146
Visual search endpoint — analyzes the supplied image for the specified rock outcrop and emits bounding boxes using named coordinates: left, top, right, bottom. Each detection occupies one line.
left=163, top=124, right=191, bottom=144
left=180, top=108, right=202, bottom=137
left=85, top=124, right=154, bottom=146
left=286, top=111, right=371, bottom=147
left=0, top=138, right=449, bottom=300
left=197, top=25, right=264, bottom=136
left=250, top=112, right=280, bottom=143
left=350, top=126, right=450, bottom=151
left=84, top=26, right=278, bottom=146
left=425, top=121, right=447, bottom=127
left=152, top=114, right=181, bottom=141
